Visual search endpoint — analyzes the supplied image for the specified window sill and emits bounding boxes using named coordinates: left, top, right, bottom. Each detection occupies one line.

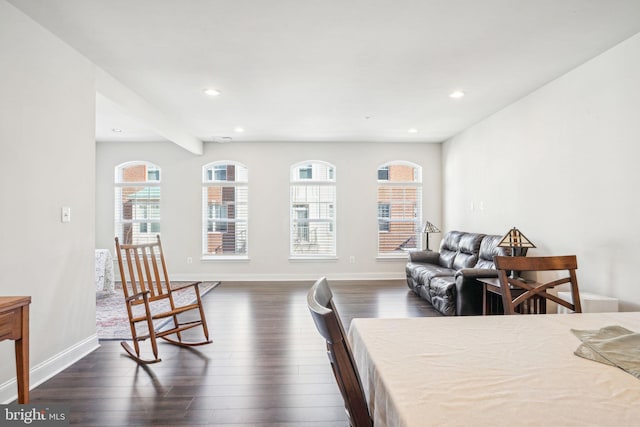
left=201, top=255, right=250, bottom=262
left=376, top=254, right=410, bottom=262
left=289, top=256, right=338, bottom=262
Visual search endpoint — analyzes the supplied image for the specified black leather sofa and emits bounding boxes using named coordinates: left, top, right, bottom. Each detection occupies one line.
left=405, top=231, right=511, bottom=315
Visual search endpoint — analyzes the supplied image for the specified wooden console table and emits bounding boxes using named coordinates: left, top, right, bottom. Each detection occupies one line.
left=0, top=296, right=31, bottom=403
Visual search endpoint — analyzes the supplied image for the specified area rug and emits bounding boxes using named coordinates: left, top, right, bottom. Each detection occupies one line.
left=96, top=281, right=219, bottom=340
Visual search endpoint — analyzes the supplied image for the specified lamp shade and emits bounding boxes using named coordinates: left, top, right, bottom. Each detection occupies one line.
left=497, top=227, right=536, bottom=249
left=422, top=221, right=440, bottom=234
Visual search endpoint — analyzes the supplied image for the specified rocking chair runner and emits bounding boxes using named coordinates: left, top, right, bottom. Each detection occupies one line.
left=114, top=235, right=213, bottom=364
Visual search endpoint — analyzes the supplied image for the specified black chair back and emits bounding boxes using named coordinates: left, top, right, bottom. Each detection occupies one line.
left=307, top=277, right=373, bottom=427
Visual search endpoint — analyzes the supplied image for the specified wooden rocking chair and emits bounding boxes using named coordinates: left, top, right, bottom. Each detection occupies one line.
left=114, top=235, right=213, bottom=364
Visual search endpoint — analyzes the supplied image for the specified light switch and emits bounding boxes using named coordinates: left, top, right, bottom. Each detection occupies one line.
left=61, top=207, right=71, bottom=223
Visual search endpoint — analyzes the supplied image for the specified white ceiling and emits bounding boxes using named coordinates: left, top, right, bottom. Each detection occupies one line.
left=9, top=0, right=640, bottom=147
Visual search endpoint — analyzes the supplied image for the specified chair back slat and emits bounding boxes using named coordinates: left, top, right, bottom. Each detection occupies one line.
left=124, top=245, right=141, bottom=299
left=155, top=236, right=172, bottom=296
left=140, top=246, right=156, bottom=297
left=494, top=255, right=582, bottom=315
left=135, top=247, right=149, bottom=296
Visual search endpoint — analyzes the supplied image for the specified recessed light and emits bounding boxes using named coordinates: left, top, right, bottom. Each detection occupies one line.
left=203, top=88, right=221, bottom=97
left=449, top=90, right=465, bottom=99
left=111, top=128, right=123, bottom=133
left=234, top=127, right=245, bottom=133
left=408, top=128, right=418, bottom=133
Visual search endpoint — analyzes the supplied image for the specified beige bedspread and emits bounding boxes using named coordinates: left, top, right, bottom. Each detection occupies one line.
left=348, top=312, right=640, bottom=427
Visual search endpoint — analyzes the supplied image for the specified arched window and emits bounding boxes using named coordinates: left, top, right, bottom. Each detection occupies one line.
left=202, top=161, right=249, bottom=258
left=377, top=161, right=422, bottom=256
left=115, top=161, right=161, bottom=244
left=290, top=161, right=336, bottom=258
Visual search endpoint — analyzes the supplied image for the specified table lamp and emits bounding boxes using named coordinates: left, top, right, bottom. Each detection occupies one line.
left=497, top=227, right=536, bottom=257
left=498, top=227, right=535, bottom=279
left=422, top=221, right=440, bottom=250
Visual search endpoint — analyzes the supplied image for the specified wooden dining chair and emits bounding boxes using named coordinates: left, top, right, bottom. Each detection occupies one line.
left=494, top=255, right=582, bottom=315
left=114, top=235, right=212, bottom=364
left=307, top=277, right=373, bottom=427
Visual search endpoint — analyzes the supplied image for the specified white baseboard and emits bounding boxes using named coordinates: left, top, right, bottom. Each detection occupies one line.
left=0, top=334, right=100, bottom=404
left=171, top=272, right=406, bottom=282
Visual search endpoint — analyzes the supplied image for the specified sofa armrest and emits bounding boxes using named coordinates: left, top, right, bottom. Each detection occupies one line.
left=454, top=268, right=498, bottom=316
left=455, top=268, right=498, bottom=279
left=408, top=250, right=440, bottom=265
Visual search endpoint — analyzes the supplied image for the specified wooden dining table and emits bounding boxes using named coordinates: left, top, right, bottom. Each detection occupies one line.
left=348, top=312, right=640, bottom=427
left=0, top=296, right=31, bottom=404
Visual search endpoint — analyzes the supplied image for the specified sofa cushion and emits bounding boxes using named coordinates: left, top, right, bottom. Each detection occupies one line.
left=406, top=262, right=427, bottom=280
left=439, top=231, right=463, bottom=268
left=452, top=233, right=485, bottom=270
left=408, top=263, right=455, bottom=284
left=475, top=235, right=512, bottom=269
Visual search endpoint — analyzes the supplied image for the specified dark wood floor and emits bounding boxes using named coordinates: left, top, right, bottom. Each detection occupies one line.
left=28, top=280, right=441, bottom=426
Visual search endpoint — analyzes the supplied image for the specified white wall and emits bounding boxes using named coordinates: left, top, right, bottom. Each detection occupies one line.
left=443, top=32, right=640, bottom=310
left=0, top=1, right=98, bottom=402
left=96, top=141, right=441, bottom=281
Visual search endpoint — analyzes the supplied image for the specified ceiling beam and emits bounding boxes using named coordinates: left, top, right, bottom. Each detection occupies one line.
left=95, top=68, right=203, bottom=155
